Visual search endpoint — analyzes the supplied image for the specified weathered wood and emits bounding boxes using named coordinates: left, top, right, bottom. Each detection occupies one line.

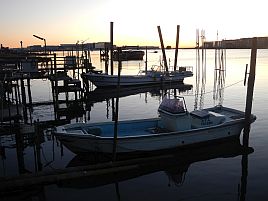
left=157, top=26, right=168, bottom=72
left=27, top=78, right=32, bottom=107
left=174, top=25, right=180, bottom=71
left=113, top=47, right=122, bottom=161
left=110, top=22, right=114, bottom=75
left=20, top=78, right=27, bottom=123
left=243, top=37, right=257, bottom=146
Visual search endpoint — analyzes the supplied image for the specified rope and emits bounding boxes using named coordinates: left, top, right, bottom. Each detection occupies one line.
left=182, top=79, right=244, bottom=97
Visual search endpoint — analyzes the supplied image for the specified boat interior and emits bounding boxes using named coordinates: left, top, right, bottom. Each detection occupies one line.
left=62, top=105, right=245, bottom=138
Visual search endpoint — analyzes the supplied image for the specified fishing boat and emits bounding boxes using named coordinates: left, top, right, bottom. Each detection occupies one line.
left=81, top=66, right=193, bottom=88
left=53, top=96, right=256, bottom=154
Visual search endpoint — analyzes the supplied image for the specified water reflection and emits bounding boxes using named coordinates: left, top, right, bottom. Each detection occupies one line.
left=84, top=83, right=192, bottom=121
left=0, top=101, right=255, bottom=201
left=59, top=139, right=252, bottom=191
left=85, top=83, right=193, bottom=105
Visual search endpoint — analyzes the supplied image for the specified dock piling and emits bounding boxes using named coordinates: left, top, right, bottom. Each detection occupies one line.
left=243, top=37, right=257, bottom=146
left=157, top=26, right=168, bottom=72
left=174, top=25, right=180, bottom=71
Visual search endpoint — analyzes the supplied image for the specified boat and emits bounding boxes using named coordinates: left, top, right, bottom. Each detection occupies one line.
left=53, top=96, right=256, bottom=154
left=113, top=50, right=145, bottom=61
left=81, top=66, right=193, bottom=88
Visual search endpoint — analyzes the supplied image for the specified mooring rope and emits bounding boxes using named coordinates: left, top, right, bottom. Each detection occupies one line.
left=182, top=79, right=244, bottom=97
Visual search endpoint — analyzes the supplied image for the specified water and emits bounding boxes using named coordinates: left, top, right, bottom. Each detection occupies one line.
left=0, top=48, right=268, bottom=200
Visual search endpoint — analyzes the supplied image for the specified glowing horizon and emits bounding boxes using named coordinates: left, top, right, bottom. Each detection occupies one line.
left=1, top=0, right=267, bottom=48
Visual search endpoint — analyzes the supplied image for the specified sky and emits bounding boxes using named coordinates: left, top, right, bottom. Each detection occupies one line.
left=0, top=0, right=267, bottom=48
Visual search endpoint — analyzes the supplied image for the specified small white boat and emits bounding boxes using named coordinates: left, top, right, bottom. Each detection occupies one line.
left=82, top=66, right=193, bottom=88
left=53, top=96, right=256, bottom=154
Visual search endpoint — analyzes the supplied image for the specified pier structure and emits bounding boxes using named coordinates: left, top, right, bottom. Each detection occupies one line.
left=0, top=47, right=94, bottom=129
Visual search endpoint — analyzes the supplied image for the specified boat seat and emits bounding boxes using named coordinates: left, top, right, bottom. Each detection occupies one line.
left=147, top=127, right=170, bottom=134
left=84, top=127, right=102, bottom=136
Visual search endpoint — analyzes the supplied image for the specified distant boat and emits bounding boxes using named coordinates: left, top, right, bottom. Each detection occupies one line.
left=113, top=50, right=145, bottom=61
left=53, top=96, right=256, bottom=154
left=82, top=66, right=193, bottom=88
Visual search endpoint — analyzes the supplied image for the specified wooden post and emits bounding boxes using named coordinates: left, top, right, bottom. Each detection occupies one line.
left=145, top=46, right=148, bottom=73
left=110, top=22, right=114, bottom=75
left=27, top=78, right=32, bottom=108
left=113, top=47, right=122, bottom=161
left=243, top=37, right=257, bottom=146
left=20, top=78, right=28, bottom=123
left=157, top=26, right=168, bottom=72
left=53, top=53, right=57, bottom=75
left=14, top=81, right=19, bottom=115
left=174, top=25, right=180, bottom=71
left=105, top=47, right=109, bottom=74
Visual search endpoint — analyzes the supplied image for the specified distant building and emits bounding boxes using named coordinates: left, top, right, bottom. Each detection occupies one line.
left=204, top=37, right=268, bottom=49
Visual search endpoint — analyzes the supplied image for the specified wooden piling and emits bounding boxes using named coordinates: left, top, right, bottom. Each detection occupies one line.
left=20, top=78, right=27, bottom=123
left=105, top=47, right=109, bottom=74
left=112, top=48, right=122, bottom=161
left=110, top=22, right=114, bottom=75
left=157, top=26, right=169, bottom=72
left=174, top=25, right=180, bottom=71
left=145, top=46, right=148, bottom=73
left=243, top=37, right=257, bottom=146
left=53, top=53, right=57, bottom=75
left=27, top=78, right=32, bottom=107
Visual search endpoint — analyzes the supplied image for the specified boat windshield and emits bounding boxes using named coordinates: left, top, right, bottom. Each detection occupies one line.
left=159, top=96, right=186, bottom=114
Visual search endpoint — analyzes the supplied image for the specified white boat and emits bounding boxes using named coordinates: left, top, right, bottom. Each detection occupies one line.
left=53, top=96, right=256, bottom=154
left=82, top=66, right=193, bottom=88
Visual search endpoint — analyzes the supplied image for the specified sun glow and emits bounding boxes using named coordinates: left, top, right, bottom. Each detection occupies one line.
left=1, top=0, right=267, bottom=48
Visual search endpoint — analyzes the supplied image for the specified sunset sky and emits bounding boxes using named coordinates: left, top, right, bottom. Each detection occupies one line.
left=1, top=0, right=267, bottom=48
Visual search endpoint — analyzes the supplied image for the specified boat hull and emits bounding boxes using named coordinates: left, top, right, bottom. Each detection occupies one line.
left=54, top=118, right=246, bottom=154
left=82, top=72, right=193, bottom=87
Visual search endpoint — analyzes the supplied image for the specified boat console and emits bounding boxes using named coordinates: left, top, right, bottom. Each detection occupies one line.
left=190, top=110, right=225, bottom=128
left=158, top=96, right=191, bottom=131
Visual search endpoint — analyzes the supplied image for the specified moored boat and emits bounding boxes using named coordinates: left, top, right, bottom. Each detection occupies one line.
left=82, top=66, right=193, bottom=88
left=113, top=50, right=145, bottom=61
left=53, top=96, right=256, bottom=154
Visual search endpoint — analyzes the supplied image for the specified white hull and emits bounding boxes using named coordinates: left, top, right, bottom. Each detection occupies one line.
left=56, top=121, right=244, bottom=154
left=54, top=105, right=256, bottom=154
left=83, top=71, right=193, bottom=87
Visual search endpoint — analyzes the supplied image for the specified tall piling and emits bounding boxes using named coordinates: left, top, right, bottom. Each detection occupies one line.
left=157, top=26, right=168, bottom=72
left=27, top=78, right=32, bottom=108
left=110, top=22, right=114, bottom=75
left=113, top=47, right=122, bottom=161
left=243, top=37, right=257, bottom=146
left=174, top=25, right=180, bottom=71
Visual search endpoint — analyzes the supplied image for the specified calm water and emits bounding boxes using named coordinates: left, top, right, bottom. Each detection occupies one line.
left=0, top=49, right=268, bottom=200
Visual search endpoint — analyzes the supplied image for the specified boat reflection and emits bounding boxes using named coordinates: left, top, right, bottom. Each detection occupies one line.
left=84, top=83, right=193, bottom=104
left=58, top=138, right=253, bottom=189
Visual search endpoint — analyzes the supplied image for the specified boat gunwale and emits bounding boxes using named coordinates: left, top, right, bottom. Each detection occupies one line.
left=54, top=111, right=249, bottom=141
